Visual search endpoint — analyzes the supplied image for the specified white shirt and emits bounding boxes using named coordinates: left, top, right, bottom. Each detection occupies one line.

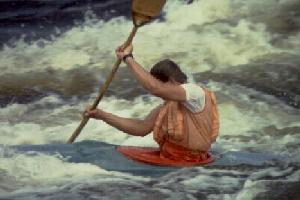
left=181, top=83, right=206, bottom=113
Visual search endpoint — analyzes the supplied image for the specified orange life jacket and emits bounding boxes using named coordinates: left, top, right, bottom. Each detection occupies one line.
left=117, top=87, right=220, bottom=166
left=152, top=87, right=220, bottom=161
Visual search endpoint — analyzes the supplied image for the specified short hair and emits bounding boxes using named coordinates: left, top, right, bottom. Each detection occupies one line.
left=150, top=59, right=187, bottom=83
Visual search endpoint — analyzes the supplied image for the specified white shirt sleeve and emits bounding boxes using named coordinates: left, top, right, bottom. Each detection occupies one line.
left=181, top=83, right=206, bottom=113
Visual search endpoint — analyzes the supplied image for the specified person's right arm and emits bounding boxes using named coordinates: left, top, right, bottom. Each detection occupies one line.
left=84, top=105, right=161, bottom=137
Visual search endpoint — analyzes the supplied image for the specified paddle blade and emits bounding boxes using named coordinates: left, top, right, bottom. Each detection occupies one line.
left=131, top=0, right=166, bottom=26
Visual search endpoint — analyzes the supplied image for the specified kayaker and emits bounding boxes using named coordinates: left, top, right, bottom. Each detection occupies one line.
left=84, top=44, right=219, bottom=166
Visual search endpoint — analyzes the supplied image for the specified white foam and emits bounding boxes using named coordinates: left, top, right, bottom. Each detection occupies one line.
left=207, top=82, right=300, bottom=153
left=0, top=150, right=107, bottom=183
left=236, top=179, right=267, bottom=200
left=236, top=167, right=300, bottom=200
left=1, top=0, right=297, bottom=75
left=0, top=146, right=149, bottom=189
left=0, top=94, right=162, bottom=146
left=0, top=1, right=299, bottom=197
left=183, top=173, right=241, bottom=191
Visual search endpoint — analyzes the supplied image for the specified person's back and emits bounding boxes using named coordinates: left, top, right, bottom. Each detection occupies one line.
left=153, top=83, right=219, bottom=162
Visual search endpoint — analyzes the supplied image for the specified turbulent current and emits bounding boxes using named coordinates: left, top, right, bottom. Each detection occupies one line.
left=0, top=0, right=299, bottom=199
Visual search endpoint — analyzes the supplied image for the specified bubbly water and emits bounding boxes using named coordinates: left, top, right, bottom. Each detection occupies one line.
left=0, top=0, right=299, bottom=199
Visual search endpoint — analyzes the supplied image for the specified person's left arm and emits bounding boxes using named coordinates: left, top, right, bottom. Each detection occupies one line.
left=116, top=45, right=186, bottom=101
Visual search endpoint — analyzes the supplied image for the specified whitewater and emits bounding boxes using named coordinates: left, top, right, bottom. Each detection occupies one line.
left=0, top=0, right=299, bottom=199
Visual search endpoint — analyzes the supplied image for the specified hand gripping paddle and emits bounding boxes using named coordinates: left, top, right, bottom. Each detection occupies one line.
left=67, top=0, right=166, bottom=143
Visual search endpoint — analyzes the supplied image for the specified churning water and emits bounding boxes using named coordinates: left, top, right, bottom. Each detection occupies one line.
left=0, top=0, right=299, bottom=199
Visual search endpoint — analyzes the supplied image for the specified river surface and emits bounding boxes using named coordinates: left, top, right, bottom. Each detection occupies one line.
left=0, top=0, right=299, bottom=199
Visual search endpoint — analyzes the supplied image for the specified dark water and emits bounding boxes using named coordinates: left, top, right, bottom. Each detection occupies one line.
left=0, top=0, right=131, bottom=45
left=0, top=0, right=299, bottom=199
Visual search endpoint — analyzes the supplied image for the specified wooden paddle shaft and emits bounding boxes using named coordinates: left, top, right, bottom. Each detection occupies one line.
left=67, top=26, right=138, bottom=144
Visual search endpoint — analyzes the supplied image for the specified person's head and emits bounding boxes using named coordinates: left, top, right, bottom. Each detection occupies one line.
left=150, top=59, right=187, bottom=84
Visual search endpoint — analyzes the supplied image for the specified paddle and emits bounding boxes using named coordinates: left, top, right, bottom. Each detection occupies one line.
left=67, top=0, right=166, bottom=143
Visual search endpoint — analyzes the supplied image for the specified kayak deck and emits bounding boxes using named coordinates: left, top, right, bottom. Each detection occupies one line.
left=11, top=140, right=289, bottom=177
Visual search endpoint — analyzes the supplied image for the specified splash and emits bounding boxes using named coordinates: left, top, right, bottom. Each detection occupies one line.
left=1, top=0, right=299, bottom=76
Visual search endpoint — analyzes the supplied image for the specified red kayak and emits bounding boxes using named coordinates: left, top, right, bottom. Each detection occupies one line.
left=117, top=142, right=214, bottom=167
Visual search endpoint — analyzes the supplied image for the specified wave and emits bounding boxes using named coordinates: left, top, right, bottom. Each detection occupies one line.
left=0, top=1, right=299, bottom=199
left=0, top=0, right=299, bottom=108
